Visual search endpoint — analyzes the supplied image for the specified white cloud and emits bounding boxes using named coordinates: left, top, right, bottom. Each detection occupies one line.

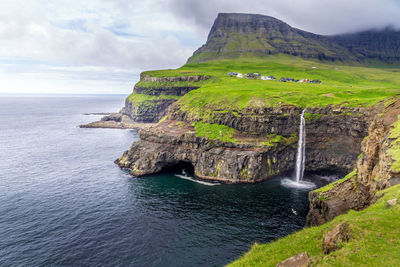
left=0, top=0, right=399, bottom=94
left=0, top=0, right=199, bottom=94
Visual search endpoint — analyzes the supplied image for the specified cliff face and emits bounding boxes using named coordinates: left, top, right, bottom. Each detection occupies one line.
left=306, top=99, right=400, bottom=226
left=116, top=103, right=371, bottom=183
left=122, top=74, right=209, bottom=123
left=332, top=28, right=400, bottom=63
left=188, top=13, right=400, bottom=63
left=116, top=119, right=296, bottom=183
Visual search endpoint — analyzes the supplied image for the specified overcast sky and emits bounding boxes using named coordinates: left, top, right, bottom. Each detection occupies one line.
left=1, top=0, right=400, bottom=94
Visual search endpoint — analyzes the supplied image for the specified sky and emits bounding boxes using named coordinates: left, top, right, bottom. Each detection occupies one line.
left=1, top=0, right=400, bottom=94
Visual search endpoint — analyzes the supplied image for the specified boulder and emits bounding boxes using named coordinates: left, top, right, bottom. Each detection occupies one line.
left=276, top=252, right=309, bottom=267
left=387, top=198, right=398, bottom=207
left=322, top=222, right=351, bottom=254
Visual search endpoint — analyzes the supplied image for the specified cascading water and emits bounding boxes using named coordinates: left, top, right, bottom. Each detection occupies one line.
left=295, top=110, right=306, bottom=182
left=281, top=109, right=315, bottom=189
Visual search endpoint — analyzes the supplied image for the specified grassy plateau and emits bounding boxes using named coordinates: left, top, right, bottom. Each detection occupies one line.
left=135, top=55, right=400, bottom=120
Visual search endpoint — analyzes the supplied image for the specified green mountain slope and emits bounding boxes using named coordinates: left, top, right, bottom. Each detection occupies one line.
left=188, top=13, right=400, bottom=64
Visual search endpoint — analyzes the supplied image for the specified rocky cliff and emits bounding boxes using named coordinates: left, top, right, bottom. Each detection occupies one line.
left=116, top=103, right=372, bottom=183
left=188, top=13, right=400, bottom=63
left=306, top=99, right=400, bottom=226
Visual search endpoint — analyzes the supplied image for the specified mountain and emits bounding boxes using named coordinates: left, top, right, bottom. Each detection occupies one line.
left=188, top=13, right=400, bottom=63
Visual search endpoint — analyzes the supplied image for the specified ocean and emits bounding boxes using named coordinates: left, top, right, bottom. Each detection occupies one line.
left=0, top=95, right=312, bottom=266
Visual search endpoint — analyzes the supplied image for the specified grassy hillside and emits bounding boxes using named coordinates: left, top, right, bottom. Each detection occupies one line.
left=138, top=55, right=400, bottom=119
left=228, top=183, right=400, bottom=266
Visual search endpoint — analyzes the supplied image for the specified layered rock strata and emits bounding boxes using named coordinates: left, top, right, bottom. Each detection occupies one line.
left=122, top=74, right=209, bottom=123
left=306, top=99, right=400, bottom=226
left=116, top=104, right=371, bottom=183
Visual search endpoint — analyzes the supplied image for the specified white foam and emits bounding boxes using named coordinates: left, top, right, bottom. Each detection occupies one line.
left=281, top=178, right=316, bottom=189
left=174, top=174, right=220, bottom=186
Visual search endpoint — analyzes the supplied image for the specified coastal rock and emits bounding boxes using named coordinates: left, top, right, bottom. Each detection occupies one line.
left=124, top=97, right=176, bottom=123
left=170, top=104, right=370, bottom=173
left=122, top=74, right=209, bottom=123
left=276, top=252, right=309, bottom=267
left=116, top=120, right=295, bottom=183
left=322, top=222, right=351, bottom=254
left=387, top=199, right=398, bottom=207
left=116, top=103, right=372, bottom=183
left=307, top=99, right=400, bottom=226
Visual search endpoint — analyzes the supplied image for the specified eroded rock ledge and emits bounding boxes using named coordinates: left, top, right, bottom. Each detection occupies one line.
left=116, top=103, right=372, bottom=183
left=306, top=99, right=400, bottom=226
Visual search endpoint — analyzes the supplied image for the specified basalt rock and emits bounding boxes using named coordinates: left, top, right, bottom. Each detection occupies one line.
left=170, top=104, right=370, bottom=173
left=306, top=99, right=400, bottom=226
left=121, top=74, right=209, bottom=123
left=116, top=120, right=295, bottom=183
left=322, top=222, right=351, bottom=254
left=276, top=252, right=309, bottom=267
left=116, top=103, right=373, bottom=183
left=124, top=97, right=176, bottom=123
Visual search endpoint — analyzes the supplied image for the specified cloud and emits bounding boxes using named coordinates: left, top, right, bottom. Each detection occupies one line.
left=0, top=0, right=399, bottom=94
left=0, top=0, right=200, bottom=94
left=165, top=0, right=400, bottom=35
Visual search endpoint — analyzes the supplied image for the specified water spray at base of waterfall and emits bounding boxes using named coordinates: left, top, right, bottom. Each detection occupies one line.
left=281, top=177, right=316, bottom=189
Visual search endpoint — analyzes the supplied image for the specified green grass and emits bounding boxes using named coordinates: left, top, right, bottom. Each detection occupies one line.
left=193, top=121, right=237, bottom=143
left=387, top=114, right=400, bottom=172
left=135, top=78, right=212, bottom=89
left=126, top=93, right=180, bottom=107
left=138, top=55, right=400, bottom=122
left=315, top=169, right=357, bottom=193
left=228, top=183, right=400, bottom=267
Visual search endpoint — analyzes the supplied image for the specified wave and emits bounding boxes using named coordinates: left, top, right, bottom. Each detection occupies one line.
left=174, top=174, right=220, bottom=186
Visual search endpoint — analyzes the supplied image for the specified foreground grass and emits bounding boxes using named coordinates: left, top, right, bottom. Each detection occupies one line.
left=228, top=184, right=400, bottom=267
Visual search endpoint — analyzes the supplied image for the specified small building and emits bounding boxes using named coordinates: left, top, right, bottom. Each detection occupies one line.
left=310, top=79, right=322, bottom=84
left=280, top=77, right=297, bottom=82
left=227, top=72, right=238, bottom=77
left=246, top=73, right=261, bottom=79
left=261, top=75, right=276, bottom=81
left=237, top=73, right=244, bottom=78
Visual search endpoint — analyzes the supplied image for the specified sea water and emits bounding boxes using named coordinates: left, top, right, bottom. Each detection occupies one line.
left=0, top=95, right=315, bottom=266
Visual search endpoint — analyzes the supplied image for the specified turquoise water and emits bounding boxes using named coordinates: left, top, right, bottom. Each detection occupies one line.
left=0, top=95, right=314, bottom=266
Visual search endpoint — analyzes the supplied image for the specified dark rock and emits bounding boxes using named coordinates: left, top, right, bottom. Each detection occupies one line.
left=307, top=99, right=400, bottom=226
left=322, top=222, right=351, bottom=254
left=124, top=97, right=176, bottom=123
left=116, top=120, right=295, bottom=183
left=187, top=13, right=400, bottom=63
left=101, top=113, right=122, bottom=122
left=276, top=252, right=309, bottom=267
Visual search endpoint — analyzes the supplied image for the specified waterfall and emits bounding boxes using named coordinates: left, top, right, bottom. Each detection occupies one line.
left=295, top=110, right=306, bottom=182
left=281, top=109, right=315, bottom=189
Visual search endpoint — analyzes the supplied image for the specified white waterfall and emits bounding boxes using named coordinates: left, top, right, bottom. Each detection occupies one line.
left=295, top=110, right=306, bottom=182
left=281, top=109, right=315, bottom=189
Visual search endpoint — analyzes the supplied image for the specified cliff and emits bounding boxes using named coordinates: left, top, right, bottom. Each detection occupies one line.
left=111, top=12, right=400, bottom=266
left=116, top=101, right=373, bottom=183
left=306, top=98, right=400, bottom=226
left=188, top=13, right=400, bottom=63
